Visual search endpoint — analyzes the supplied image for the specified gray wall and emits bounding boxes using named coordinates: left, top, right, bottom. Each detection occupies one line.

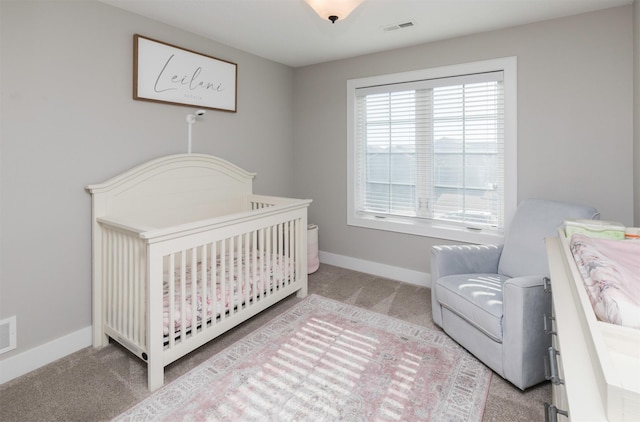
left=292, top=6, right=635, bottom=272
left=0, top=1, right=294, bottom=359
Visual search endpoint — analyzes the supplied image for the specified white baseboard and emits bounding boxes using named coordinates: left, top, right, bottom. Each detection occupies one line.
left=319, top=251, right=431, bottom=288
left=0, top=326, right=92, bottom=385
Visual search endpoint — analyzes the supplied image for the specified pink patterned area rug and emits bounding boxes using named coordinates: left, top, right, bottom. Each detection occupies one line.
left=114, top=295, right=491, bottom=421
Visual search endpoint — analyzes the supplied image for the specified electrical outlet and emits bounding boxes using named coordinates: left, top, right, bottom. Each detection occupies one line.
left=0, top=316, right=16, bottom=354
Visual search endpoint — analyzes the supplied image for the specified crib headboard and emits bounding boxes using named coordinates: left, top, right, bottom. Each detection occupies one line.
left=86, top=154, right=256, bottom=228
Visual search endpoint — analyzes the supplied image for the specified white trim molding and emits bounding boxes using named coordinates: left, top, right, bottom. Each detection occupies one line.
left=0, top=326, right=91, bottom=385
left=319, top=251, right=431, bottom=288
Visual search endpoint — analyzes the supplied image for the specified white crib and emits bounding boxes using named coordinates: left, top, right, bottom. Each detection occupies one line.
left=86, top=154, right=311, bottom=391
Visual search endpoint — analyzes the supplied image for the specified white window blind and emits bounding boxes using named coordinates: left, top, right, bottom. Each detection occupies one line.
left=354, top=71, right=505, bottom=230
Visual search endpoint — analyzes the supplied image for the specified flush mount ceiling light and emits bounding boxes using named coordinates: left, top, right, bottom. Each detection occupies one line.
left=304, top=0, right=365, bottom=24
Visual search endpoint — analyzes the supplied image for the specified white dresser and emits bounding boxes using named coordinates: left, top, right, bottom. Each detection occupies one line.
left=545, top=233, right=640, bottom=421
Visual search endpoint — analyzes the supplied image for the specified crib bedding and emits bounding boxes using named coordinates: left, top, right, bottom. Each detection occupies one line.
left=163, top=251, right=293, bottom=337
left=570, top=234, right=640, bottom=329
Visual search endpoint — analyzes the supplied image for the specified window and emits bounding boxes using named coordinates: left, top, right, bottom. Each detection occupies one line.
left=347, top=57, right=517, bottom=244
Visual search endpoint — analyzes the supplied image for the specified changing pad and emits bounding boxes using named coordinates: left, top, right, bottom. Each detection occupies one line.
left=570, top=234, right=640, bottom=329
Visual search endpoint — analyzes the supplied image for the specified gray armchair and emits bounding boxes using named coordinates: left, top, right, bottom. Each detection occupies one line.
left=430, top=199, right=599, bottom=390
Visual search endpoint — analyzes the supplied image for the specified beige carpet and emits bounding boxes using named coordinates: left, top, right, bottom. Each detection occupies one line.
left=0, top=264, right=551, bottom=421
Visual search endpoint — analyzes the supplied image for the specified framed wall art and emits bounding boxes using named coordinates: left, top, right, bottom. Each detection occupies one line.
left=133, top=34, right=237, bottom=112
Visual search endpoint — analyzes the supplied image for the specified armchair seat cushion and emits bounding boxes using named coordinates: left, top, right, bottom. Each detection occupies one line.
left=435, top=273, right=509, bottom=343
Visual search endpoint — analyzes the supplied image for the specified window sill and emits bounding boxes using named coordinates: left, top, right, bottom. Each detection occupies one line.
left=348, top=214, right=504, bottom=245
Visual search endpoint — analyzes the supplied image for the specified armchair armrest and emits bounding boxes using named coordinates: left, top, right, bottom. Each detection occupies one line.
left=502, top=275, right=552, bottom=390
left=431, top=244, right=504, bottom=280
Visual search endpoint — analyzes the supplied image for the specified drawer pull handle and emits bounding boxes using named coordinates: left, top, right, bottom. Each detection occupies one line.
left=545, top=347, right=564, bottom=385
left=544, top=402, right=569, bottom=422
left=543, top=277, right=552, bottom=293
left=544, top=314, right=556, bottom=335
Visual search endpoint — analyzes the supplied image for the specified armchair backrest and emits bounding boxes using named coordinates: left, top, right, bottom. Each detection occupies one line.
left=498, top=199, right=599, bottom=278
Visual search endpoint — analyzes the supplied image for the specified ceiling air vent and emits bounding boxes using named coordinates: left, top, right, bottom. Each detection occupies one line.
left=381, top=21, right=415, bottom=32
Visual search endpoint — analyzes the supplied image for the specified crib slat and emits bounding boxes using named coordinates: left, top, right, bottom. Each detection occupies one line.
left=136, top=239, right=145, bottom=347
left=290, top=220, right=295, bottom=284
left=220, top=240, right=226, bottom=321
left=103, top=230, right=112, bottom=331
left=232, top=236, right=237, bottom=313
left=282, top=223, right=286, bottom=286
left=210, top=241, right=217, bottom=324
left=116, top=231, right=124, bottom=334
left=202, top=244, right=208, bottom=330
left=122, top=236, right=128, bottom=337
left=233, top=236, right=238, bottom=311
left=292, top=220, right=297, bottom=283
left=295, top=219, right=299, bottom=280
left=258, top=227, right=265, bottom=299
left=229, top=236, right=236, bottom=314
left=294, top=219, right=307, bottom=281
left=242, top=233, right=247, bottom=306
left=191, top=247, right=198, bottom=336
left=275, top=224, right=281, bottom=289
left=126, top=237, right=133, bottom=339
left=131, top=238, right=138, bottom=343
left=282, top=222, right=287, bottom=287
left=180, top=251, right=187, bottom=343
left=111, top=231, right=118, bottom=333
left=266, top=226, right=272, bottom=297
left=272, top=223, right=277, bottom=290
left=168, top=254, right=175, bottom=348
left=285, top=220, right=291, bottom=286
left=243, top=233, right=249, bottom=307
left=277, top=223, right=283, bottom=288
left=238, top=235, right=243, bottom=308
left=251, top=230, right=258, bottom=304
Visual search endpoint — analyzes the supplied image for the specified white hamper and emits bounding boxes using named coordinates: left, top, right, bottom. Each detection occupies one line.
left=308, top=224, right=319, bottom=274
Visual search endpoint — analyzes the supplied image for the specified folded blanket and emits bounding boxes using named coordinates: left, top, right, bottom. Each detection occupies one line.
left=570, top=234, right=640, bottom=329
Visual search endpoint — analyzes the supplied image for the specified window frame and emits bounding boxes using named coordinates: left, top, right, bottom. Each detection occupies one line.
left=346, top=57, right=517, bottom=244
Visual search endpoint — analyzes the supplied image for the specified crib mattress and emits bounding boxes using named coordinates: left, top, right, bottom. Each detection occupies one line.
left=163, top=252, right=292, bottom=337
left=569, top=234, right=640, bottom=329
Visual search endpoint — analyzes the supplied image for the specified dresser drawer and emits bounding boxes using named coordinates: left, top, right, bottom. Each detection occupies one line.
left=546, top=306, right=569, bottom=420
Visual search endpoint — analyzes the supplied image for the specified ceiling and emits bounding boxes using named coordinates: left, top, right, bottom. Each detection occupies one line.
left=101, top=0, right=632, bottom=67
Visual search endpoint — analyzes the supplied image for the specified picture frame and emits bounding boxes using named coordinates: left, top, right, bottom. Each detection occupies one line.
left=133, top=34, right=237, bottom=112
